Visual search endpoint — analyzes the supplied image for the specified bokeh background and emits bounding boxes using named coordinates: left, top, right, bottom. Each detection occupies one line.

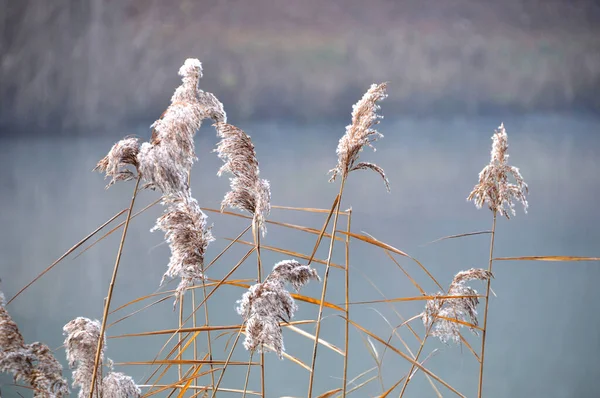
left=1, top=1, right=599, bottom=397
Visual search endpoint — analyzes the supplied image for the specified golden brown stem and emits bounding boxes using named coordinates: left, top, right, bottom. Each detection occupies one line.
left=307, top=177, right=347, bottom=397
left=200, top=275, right=216, bottom=390
left=242, top=351, right=254, bottom=398
left=342, top=208, right=352, bottom=396
left=178, top=296, right=184, bottom=383
left=478, top=210, right=497, bottom=397
left=88, top=175, right=141, bottom=398
left=253, top=220, right=265, bottom=398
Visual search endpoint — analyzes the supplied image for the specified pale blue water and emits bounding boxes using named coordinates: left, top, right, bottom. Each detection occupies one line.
left=1, top=114, right=599, bottom=397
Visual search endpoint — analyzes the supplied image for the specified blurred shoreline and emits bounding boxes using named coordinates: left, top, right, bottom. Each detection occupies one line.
left=1, top=0, right=599, bottom=134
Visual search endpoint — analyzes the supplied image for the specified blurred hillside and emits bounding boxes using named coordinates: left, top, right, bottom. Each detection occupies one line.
left=1, top=0, right=599, bottom=133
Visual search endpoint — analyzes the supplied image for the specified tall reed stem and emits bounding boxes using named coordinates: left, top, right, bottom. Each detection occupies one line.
left=477, top=210, right=497, bottom=398
left=342, top=208, right=352, bottom=396
left=307, top=177, right=347, bottom=397
left=178, top=297, right=184, bottom=383
left=253, top=220, right=265, bottom=398
left=200, top=271, right=216, bottom=390
left=88, top=175, right=141, bottom=398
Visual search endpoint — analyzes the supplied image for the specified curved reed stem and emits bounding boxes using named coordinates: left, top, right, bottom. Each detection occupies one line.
left=478, top=211, right=497, bottom=397
left=88, top=175, right=142, bottom=398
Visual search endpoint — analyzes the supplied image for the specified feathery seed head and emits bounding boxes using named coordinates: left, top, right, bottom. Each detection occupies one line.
left=102, top=371, right=140, bottom=398
left=94, top=137, right=140, bottom=188
left=329, top=82, right=389, bottom=191
left=151, top=192, right=214, bottom=307
left=236, top=260, right=319, bottom=358
left=0, top=288, right=69, bottom=397
left=422, top=268, right=493, bottom=344
left=63, top=317, right=104, bottom=398
left=467, top=123, right=528, bottom=219
left=63, top=317, right=139, bottom=397
left=215, top=122, right=271, bottom=235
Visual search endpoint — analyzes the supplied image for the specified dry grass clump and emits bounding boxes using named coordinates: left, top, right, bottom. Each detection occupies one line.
left=63, top=317, right=140, bottom=398
left=236, top=260, right=320, bottom=358
left=0, top=289, right=69, bottom=397
left=422, top=269, right=493, bottom=344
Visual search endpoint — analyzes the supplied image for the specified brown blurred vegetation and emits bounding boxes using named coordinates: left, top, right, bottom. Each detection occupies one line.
left=1, top=0, right=599, bottom=132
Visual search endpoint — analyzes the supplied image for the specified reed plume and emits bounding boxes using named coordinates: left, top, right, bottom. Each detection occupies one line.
left=329, top=82, right=390, bottom=191
left=94, top=58, right=226, bottom=305
left=214, top=122, right=271, bottom=235
left=0, top=289, right=69, bottom=397
left=467, top=122, right=528, bottom=219
left=151, top=192, right=215, bottom=306
left=63, top=317, right=140, bottom=398
left=236, top=260, right=320, bottom=358
left=422, top=268, right=493, bottom=344
left=0, top=292, right=69, bottom=398
left=139, top=58, right=226, bottom=194
left=93, top=137, right=140, bottom=189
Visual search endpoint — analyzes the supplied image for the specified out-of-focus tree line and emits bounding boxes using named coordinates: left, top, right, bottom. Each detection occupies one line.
left=1, top=0, right=599, bottom=133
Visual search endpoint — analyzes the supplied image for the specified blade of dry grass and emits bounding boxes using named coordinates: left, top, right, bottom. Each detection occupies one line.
left=6, top=208, right=128, bottom=305
left=339, top=230, right=444, bottom=290
left=110, top=320, right=315, bottom=339
left=271, top=204, right=349, bottom=215
left=224, top=238, right=345, bottom=270
left=73, top=198, right=161, bottom=260
left=286, top=325, right=345, bottom=356
left=348, top=318, right=465, bottom=397
left=420, top=230, right=492, bottom=246
left=317, top=388, right=343, bottom=398
left=493, top=256, right=600, bottom=261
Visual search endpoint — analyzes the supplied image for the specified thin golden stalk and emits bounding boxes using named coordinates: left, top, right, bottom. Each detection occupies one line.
left=200, top=272, right=216, bottom=390
left=7, top=208, right=128, bottom=305
left=178, top=296, right=184, bottom=384
left=252, top=220, right=265, bottom=398
left=308, top=177, right=347, bottom=397
left=478, top=211, right=497, bottom=397
left=210, top=325, right=245, bottom=398
left=88, top=175, right=142, bottom=398
left=342, top=208, right=352, bottom=397
left=398, top=318, right=435, bottom=397
left=242, top=351, right=254, bottom=398
left=191, top=289, right=198, bottom=390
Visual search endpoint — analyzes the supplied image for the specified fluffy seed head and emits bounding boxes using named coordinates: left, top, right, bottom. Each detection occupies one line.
left=214, top=122, right=271, bottom=235
left=236, top=260, right=319, bottom=358
left=151, top=192, right=214, bottom=307
left=329, top=83, right=390, bottom=191
left=467, top=123, right=528, bottom=219
left=422, top=268, right=493, bottom=344
left=0, top=288, right=69, bottom=397
left=94, top=137, right=140, bottom=188
left=63, top=317, right=139, bottom=397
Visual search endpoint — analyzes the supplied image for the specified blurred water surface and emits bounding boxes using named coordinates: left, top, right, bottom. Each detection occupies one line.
left=1, top=113, right=599, bottom=397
